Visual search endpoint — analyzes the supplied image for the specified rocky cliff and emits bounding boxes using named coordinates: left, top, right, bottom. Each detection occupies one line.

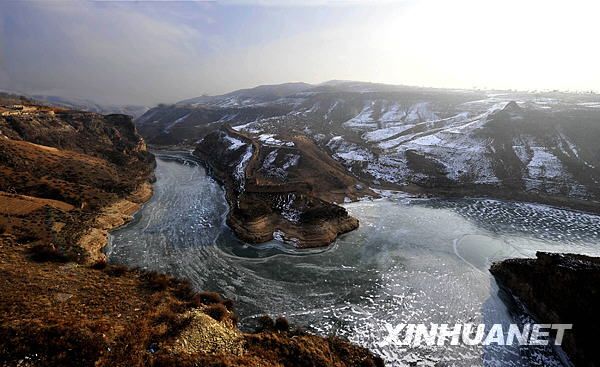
left=491, top=252, right=600, bottom=367
left=194, top=126, right=372, bottom=247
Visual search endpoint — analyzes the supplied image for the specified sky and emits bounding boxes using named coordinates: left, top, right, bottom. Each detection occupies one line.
left=0, top=0, right=598, bottom=105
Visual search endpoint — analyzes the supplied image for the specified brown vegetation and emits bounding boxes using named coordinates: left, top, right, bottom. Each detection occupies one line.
left=0, top=102, right=384, bottom=367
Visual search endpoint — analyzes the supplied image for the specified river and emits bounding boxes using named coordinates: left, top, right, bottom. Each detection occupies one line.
left=107, top=152, right=600, bottom=366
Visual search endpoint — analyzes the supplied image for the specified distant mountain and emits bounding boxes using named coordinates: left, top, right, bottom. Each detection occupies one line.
left=31, top=95, right=149, bottom=118
left=135, top=81, right=600, bottom=212
left=177, top=82, right=313, bottom=107
left=0, top=90, right=149, bottom=118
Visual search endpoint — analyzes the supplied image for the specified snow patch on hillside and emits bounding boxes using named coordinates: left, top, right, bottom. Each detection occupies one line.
left=235, top=146, right=253, bottom=192
left=274, top=193, right=301, bottom=223
left=343, top=102, right=377, bottom=130
left=527, top=147, right=563, bottom=179
left=380, top=103, right=406, bottom=123
left=163, top=113, right=191, bottom=133
left=362, top=124, right=415, bottom=143
left=324, top=100, right=341, bottom=120
left=259, top=134, right=294, bottom=147
left=224, top=135, right=246, bottom=151
left=282, top=154, right=300, bottom=170
left=406, top=102, right=438, bottom=123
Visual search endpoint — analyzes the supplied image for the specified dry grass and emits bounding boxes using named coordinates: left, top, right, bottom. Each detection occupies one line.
left=26, top=243, right=69, bottom=263
left=0, top=106, right=384, bottom=367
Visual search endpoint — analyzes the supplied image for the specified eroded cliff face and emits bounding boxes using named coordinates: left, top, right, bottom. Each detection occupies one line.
left=0, top=102, right=155, bottom=263
left=491, top=252, right=600, bottom=367
left=194, top=126, right=372, bottom=247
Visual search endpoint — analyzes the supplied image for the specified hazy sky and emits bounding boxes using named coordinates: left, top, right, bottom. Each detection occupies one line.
left=1, top=0, right=598, bottom=105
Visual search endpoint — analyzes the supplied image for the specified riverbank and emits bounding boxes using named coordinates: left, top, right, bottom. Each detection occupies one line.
left=0, top=102, right=383, bottom=366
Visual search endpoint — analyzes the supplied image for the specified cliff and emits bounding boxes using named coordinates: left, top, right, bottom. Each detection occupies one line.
left=194, top=126, right=373, bottom=247
left=491, top=252, right=600, bottom=367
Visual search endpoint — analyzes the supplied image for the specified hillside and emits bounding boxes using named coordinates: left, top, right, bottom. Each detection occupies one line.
left=136, top=82, right=600, bottom=224
left=0, top=99, right=382, bottom=367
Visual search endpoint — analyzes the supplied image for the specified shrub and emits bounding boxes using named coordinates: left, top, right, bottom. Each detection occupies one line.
left=256, top=315, right=275, bottom=332
left=151, top=310, right=192, bottom=339
left=90, top=258, right=107, bottom=270
left=222, top=298, right=234, bottom=311
left=274, top=316, right=290, bottom=332
left=27, top=244, right=69, bottom=263
left=171, top=279, right=195, bottom=301
left=193, top=291, right=222, bottom=306
left=102, top=264, right=129, bottom=277
left=204, top=304, right=228, bottom=322
left=141, top=271, right=170, bottom=292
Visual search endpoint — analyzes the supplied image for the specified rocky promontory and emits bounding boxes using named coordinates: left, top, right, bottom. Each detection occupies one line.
left=194, top=126, right=373, bottom=247
left=491, top=252, right=600, bottom=367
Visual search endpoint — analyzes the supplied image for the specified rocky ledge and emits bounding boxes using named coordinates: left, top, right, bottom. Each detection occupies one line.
left=194, top=126, right=373, bottom=248
left=490, top=252, right=600, bottom=367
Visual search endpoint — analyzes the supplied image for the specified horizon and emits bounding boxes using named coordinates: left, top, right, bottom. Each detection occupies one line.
left=1, top=0, right=599, bottom=105
left=6, top=79, right=598, bottom=108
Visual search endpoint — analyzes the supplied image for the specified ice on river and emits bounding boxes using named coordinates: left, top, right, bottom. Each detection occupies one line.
left=108, top=154, right=600, bottom=367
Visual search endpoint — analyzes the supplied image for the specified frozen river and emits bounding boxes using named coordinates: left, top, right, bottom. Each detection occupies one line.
left=107, top=152, right=600, bottom=366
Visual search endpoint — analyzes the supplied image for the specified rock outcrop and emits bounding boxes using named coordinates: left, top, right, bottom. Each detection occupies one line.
left=0, top=101, right=155, bottom=262
left=490, top=252, right=600, bottom=367
left=194, top=126, right=372, bottom=247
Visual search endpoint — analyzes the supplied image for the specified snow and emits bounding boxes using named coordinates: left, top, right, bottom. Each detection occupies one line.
left=303, top=102, right=320, bottom=115
left=379, top=102, right=406, bottom=123
left=262, top=150, right=278, bottom=170
left=366, top=155, right=409, bottom=184
left=512, top=145, right=529, bottom=165
left=258, top=134, right=295, bottom=147
left=395, top=127, right=499, bottom=184
left=362, top=124, right=415, bottom=143
left=260, top=150, right=300, bottom=179
left=232, top=121, right=262, bottom=134
left=327, top=136, right=374, bottom=164
left=377, top=133, right=419, bottom=150
left=234, top=146, right=253, bottom=192
left=405, top=102, right=438, bottom=123
left=274, top=193, right=301, bottom=223
left=224, top=135, right=246, bottom=151
left=343, top=102, right=377, bottom=130
left=336, top=150, right=371, bottom=162
left=282, top=154, right=300, bottom=170
left=527, top=147, right=564, bottom=179
left=324, top=100, right=341, bottom=120
left=163, top=112, right=191, bottom=133
left=411, top=134, right=442, bottom=146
